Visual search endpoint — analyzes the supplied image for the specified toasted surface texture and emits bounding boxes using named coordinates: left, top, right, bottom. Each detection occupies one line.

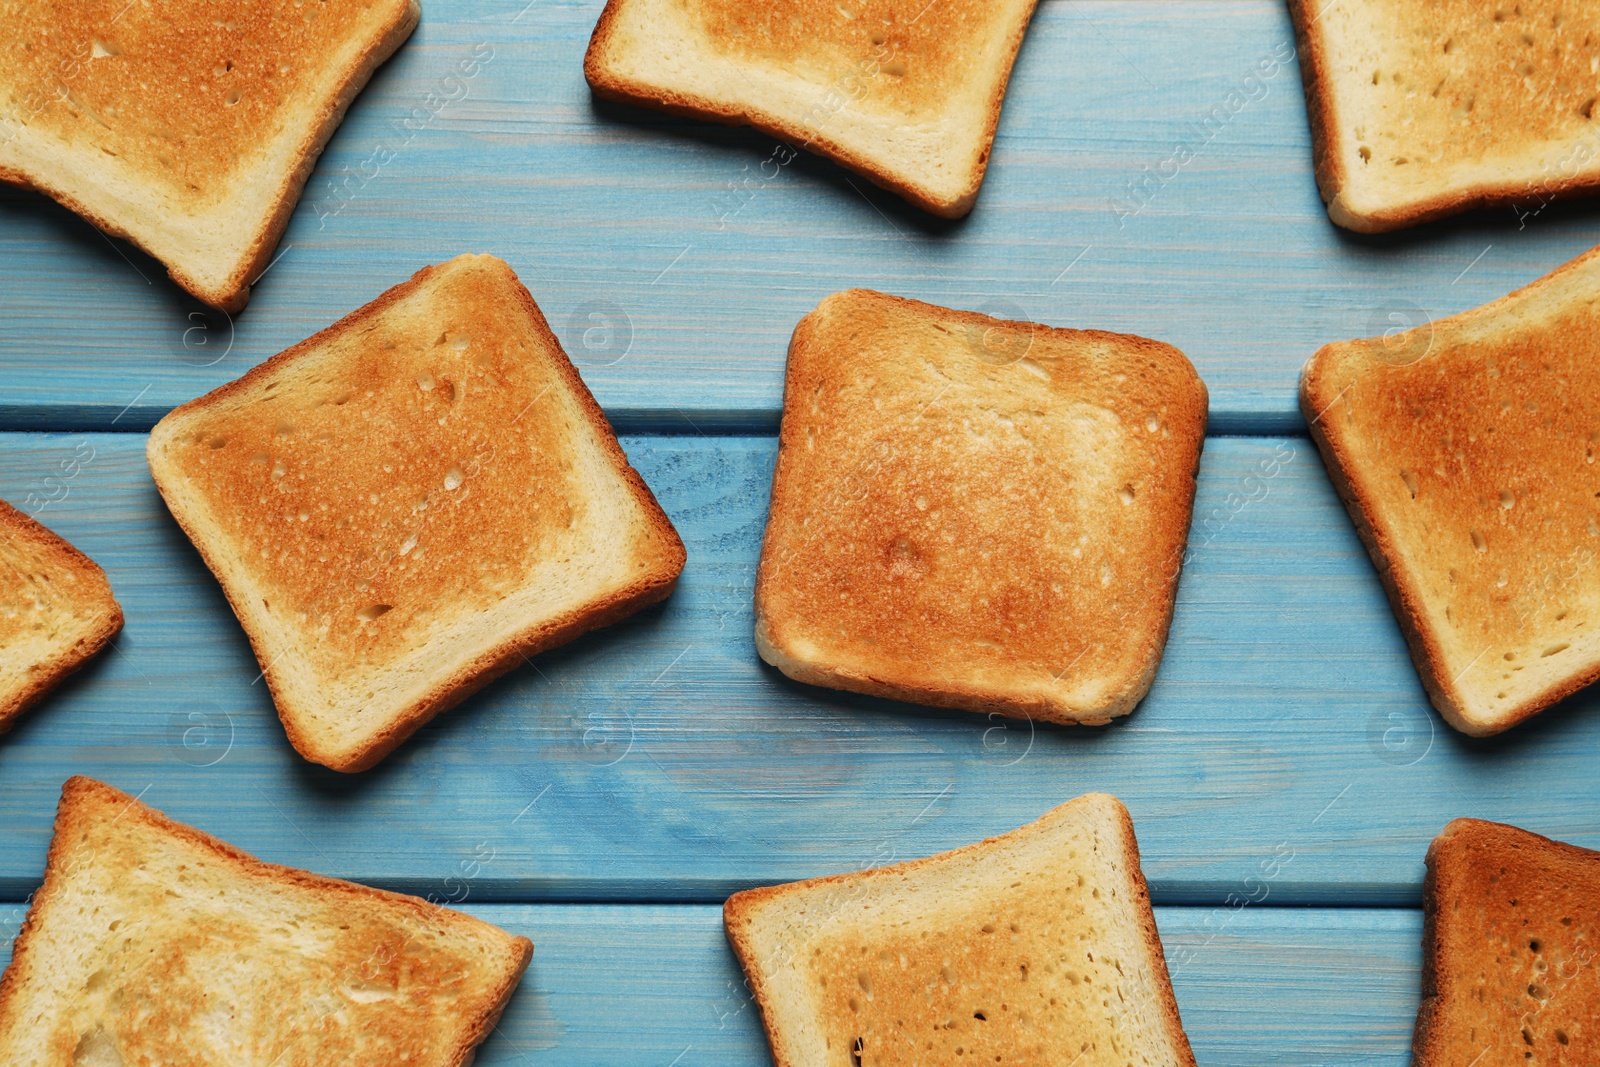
left=583, top=0, right=1038, bottom=217
left=0, top=0, right=419, bottom=310
left=1301, top=245, right=1600, bottom=736
left=725, top=793, right=1195, bottom=1067
left=1414, top=818, right=1600, bottom=1067
left=0, top=776, right=532, bottom=1066
left=1288, top=0, right=1600, bottom=232
left=0, top=500, right=122, bottom=734
left=754, top=289, right=1207, bottom=724
left=147, top=254, right=686, bottom=771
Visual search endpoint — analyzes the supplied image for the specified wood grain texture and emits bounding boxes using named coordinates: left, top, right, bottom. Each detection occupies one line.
left=1, top=433, right=1597, bottom=903
left=3, top=0, right=1598, bottom=434
left=0, top=902, right=1421, bottom=1065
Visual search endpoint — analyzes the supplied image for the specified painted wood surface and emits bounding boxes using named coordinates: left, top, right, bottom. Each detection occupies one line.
left=3, top=0, right=1597, bottom=434
left=2, top=432, right=1596, bottom=904
left=0, top=902, right=1421, bottom=1065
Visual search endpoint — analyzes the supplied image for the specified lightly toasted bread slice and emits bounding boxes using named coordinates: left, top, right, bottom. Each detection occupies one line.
left=1413, top=818, right=1600, bottom=1067
left=583, top=0, right=1039, bottom=218
left=0, top=0, right=419, bottom=311
left=725, top=792, right=1196, bottom=1067
left=1288, top=0, right=1600, bottom=233
left=754, top=289, right=1207, bottom=725
left=0, top=499, right=122, bottom=734
left=0, top=776, right=532, bottom=1065
left=147, top=254, right=686, bottom=772
left=1301, top=244, right=1600, bottom=736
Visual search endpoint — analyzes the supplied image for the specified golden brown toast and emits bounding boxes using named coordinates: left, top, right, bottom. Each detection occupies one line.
left=583, top=0, right=1039, bottom=217
left=1414, top=818, right=1600, bottom=1067
left=0, top=0, right=419, bottom=311
left=1301, top=244, right=1600, bottom=736
left=1288, top=0, right=1600, bottom=232
left=724, top=793, right=1196, bottom=1067
left=0, top=499, right=122, bottom=734
left=0, top=776, right=532, bottom=1066
left=147, top=254, right=686, bottom=771
left=754, top=289, right=1207, bottom=725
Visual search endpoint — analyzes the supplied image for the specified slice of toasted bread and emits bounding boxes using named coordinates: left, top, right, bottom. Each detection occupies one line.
left=583, top=0, right=1039, bottom=218
left=1301, top=245, right=1600, bottom=736
left=1413, top=818, right=1600, bottom=1067
left=0, top=500, right=122, bottom=734
left=147, top=254, right=686, bottom=771
left=0, top=776, right=532, bottom=1065
left=725, top=793, right=1195, bottom=1067
left=1288, top=0, right=1600, bottom=233
left=754, top=289, right=1207, bottom=725
left=0, top=0, right=419, bottom=311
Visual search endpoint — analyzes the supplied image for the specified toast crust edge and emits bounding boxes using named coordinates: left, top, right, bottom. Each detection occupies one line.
left=0, top=776, right=533, bottom=1061
left=1411, top=818, right=1600, bottom=1067
left=722, top=794, right=1196, bottom=1067
left=1285, top=0, right=1600, bottom=234
left=0, top=0, right=420, bottom=312
left=754, top=289, right=1208, bottom=725
left=147, top=255, right=686, bottom=772
left=0, top=501, right=123, bottom=735
left=580, top=0, right=1041, bottom=219
left=1298, top=244, right=1600, bottom=735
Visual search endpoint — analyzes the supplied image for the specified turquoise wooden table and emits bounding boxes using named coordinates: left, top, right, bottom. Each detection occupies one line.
left=2, top=0, right=1597, bottom=1063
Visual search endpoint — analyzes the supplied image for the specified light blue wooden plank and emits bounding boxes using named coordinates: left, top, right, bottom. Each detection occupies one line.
left=2, top=0, right=1595, bottom=432
left=2, top=433, right=1598, bottom=903
left=0, top=903, right=1420, bottom=1065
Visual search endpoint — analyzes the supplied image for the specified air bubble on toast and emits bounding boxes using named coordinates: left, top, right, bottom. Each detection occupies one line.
left=1400, top=469, right=1419, bottom=498
left=444, top=466, right=464, bottom=491
left=1499, top=489, right=1515, bottom=509
left=417, top=371, right=436, bottom=392
left=90, top=39, right=120, bottom=60
left=1118, top=484, right=1136, bottom=506
left=1541, top=642, right=1570, bottom=657
left=356, top=604, right=392, bottom=621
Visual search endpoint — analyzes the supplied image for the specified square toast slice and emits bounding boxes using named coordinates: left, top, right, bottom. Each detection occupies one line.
left=1301, top=244, right=1600, bottom=735
left=1413, top=818, right=1600, bottom=1067
left=755, top=289, right=1207, bottom=724
left=0, top=0, right=419, bottom=311
left=1288, top=0, right=1600, bottom=232
left=724, top=792, right=1196, bottom=1067
left=147, top=254, right=686, bottom=771
left=0, top=499, right=122, bottom=734
left=583, top=0, right=1039, bottom=217
left=0, top=776, right=532, bottom=1065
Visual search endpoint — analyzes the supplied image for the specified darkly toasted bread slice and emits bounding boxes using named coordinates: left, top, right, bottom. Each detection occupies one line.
left=755, top=289, right=1207, bottom=725
left=147, top=254, right=686, bottom=772
left=583, top=0, right=1039, bottom=217
left=1301, top=245, right=1600, bottom=736
left=0, top=0, right=419, bottom=311
left=1288, top=0, right=1600, bottom=232
left=0, top=499, right=122, bottom=734
left=1414, top=818, right=1600, bottom=1067
left=725, top=793, right=1196, bottom=1067
left=0, top=776, right=532, bottom=1065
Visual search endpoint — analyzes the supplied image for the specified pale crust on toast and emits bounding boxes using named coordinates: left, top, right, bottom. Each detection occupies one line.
left=0, top=500, right=122, bottom=734
left=0, top=0, right=420, bottom=311
left=1414, top=818, right=1600, bottom=1067
left=583, top=0, right=1039, bottom=217
left=1301, top=244, right=1600, bottom=735
left=147, top=254, right=686, bottom=771
left=755, top=289, right=1207, bottom=725
left=724, top=793, right=1196, bottom=1067
left=0, top=776, right=532, bottom=1065
left=1288, top=0, right=1600, bottom=233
